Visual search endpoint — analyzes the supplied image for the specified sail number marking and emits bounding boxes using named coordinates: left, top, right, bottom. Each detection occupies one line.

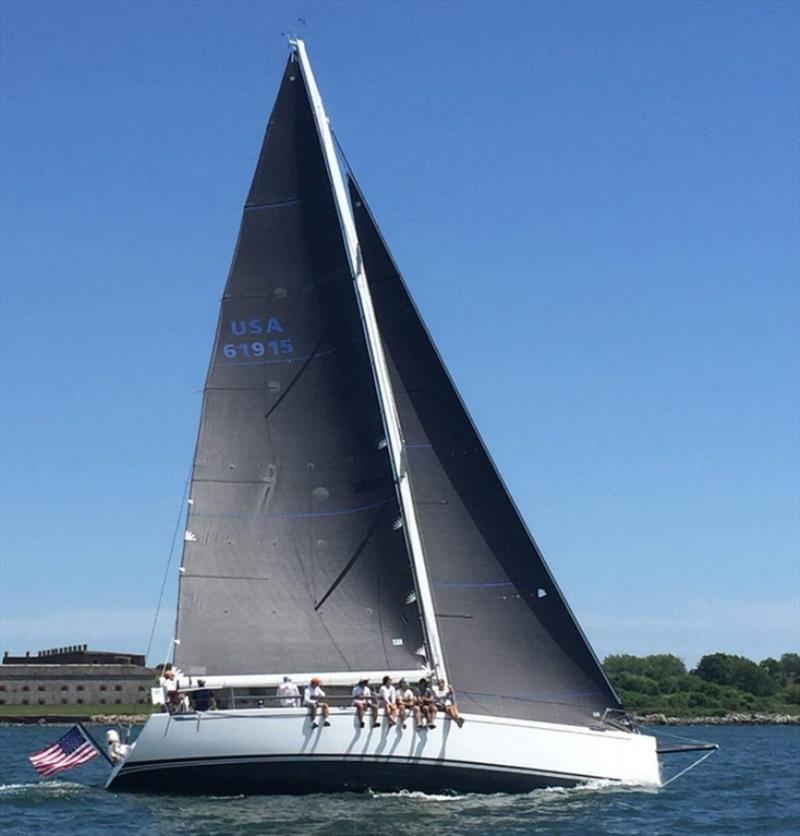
left=223, top=340, right=293, bottom=359
left=221, top=317, right=295, bottom=362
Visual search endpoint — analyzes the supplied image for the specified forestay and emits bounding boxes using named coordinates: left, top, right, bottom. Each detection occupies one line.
left=348, top=177, right=621, bottom=726
left=175, top=56, right=424, bottom=677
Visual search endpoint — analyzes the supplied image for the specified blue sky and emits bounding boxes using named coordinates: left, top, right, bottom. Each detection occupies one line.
left=1, top=0, right=797, bottom=668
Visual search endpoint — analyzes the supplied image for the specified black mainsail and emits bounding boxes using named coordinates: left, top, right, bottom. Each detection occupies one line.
left=175, top=55, right=424, bottom=677
left=348, top=177, right=621, bottom=727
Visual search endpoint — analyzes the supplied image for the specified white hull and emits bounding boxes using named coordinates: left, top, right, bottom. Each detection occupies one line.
left=107, top=709, right=660, bottom=794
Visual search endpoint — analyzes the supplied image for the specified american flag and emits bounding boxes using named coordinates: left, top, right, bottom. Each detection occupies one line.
left=29, top=725, right=99, bottom=778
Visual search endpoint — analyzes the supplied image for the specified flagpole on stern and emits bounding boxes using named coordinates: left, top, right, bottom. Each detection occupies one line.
left=77, top=722, right=114, bottom=766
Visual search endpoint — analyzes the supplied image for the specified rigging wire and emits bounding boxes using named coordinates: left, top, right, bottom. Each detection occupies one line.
left=661, top=747, right=717, bottom=787
left=331, top=131, right=357, bottom=180
left=144, top=468, right=192, bottom=662
left=644, top=725, right=719, bottom=787
left=647, top=726, right=719, bottom=746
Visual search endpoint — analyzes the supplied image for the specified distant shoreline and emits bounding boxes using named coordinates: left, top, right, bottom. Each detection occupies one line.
left=0, top=713, right=152, bottom=725
left=636, top=712, right=799, bottom=725
left=1, top=711, right=798, bottom=726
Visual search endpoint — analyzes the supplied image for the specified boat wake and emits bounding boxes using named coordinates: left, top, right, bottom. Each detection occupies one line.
left=541, top=779, right=660, bottom=799
left=370, top=779, right=652, bottom=806
left=203, top=794, right=248, bottom=801
left=0, top=780, right=92, bottom=800
left=370, top=788, right=470, bottom=802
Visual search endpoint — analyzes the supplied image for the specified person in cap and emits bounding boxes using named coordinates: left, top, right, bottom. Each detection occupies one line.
left=416, top=677, right=436, bottom=728
left=433, top=678, right=464, bottom=727
left=277, top=675, right=300, bottom=707
left=397, top=678, right=421, bottom=729
left=193, top=679, right=215, bottom=711
left=379, top=675, right=399, bottom=727
left=351, top=678, right=379, bottom=728
left=303, top=677, right=331, bottom=728
left=165, top=669, right=188, bottom=714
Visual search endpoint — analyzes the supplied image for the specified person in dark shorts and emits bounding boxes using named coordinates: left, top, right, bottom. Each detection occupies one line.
left=352, top=678, right=379, bottom=728
left=416, top=677, right=436, bottom=729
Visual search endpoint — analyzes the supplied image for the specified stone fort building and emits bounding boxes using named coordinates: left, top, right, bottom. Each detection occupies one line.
left=1, top=646, right=153, bottom=709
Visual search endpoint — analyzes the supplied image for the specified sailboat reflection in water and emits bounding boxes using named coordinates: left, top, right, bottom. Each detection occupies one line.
left=107, top=39, right=663, bottom=795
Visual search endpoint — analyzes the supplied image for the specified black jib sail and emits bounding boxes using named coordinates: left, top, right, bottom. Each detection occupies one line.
left=174, top=56, right=424, bottom=676
left=348, top=176, right=621, bottom=726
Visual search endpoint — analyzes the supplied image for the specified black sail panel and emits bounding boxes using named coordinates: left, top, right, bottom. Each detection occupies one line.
left=174, top=58, right=423, bottom=676
left=349, top=177, right=620, bottom=726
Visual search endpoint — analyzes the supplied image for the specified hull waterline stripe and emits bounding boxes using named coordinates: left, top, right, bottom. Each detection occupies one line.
left=113, top=752, right=609, bottom=784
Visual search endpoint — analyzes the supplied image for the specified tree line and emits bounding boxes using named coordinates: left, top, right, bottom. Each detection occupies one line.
left=602, top=652, right=800, bottom=716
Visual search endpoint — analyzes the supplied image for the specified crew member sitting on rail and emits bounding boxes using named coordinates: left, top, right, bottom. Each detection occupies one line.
left=416, top=677, right=436, bottom=728
left=397, top=678, right=421, bottom=729
left=304, top=677, right=331, bottom=728
left=393, top=680, right=408, bottom=729
left=277, top=675, right=300, bottom=707
left=433, top=678, right=464, bottom=727
left=351, top=678, right=379, bottom=728
left=379, top=675, right=399, bottom=727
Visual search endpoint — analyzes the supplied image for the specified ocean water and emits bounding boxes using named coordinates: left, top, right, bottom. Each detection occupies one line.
left=0, top=724, right=797, bottom=834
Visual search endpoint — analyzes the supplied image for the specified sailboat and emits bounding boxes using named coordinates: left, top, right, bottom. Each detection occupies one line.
left=107, top=39, right=662, bottom=794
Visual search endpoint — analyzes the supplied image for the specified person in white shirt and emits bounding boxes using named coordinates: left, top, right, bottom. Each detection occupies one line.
left=433, top=678, right=464, bottom=727
left=159, top=664, right=176, bottom=693
left=303, top=677, right=331, bottom=728
left=397, top=678, right=421, bottom=729
left=105, top=729, right=131, bottom=764
left=379, top=675, right=399, bottom=727
left=277, top=675, right=300, bottom=707
left=351, top=678, right=379, bottom=728
left=159, top=664, right=185, bottom=714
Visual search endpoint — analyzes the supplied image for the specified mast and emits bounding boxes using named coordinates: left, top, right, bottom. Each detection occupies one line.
left=290, top=38, right=447, bottom=682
